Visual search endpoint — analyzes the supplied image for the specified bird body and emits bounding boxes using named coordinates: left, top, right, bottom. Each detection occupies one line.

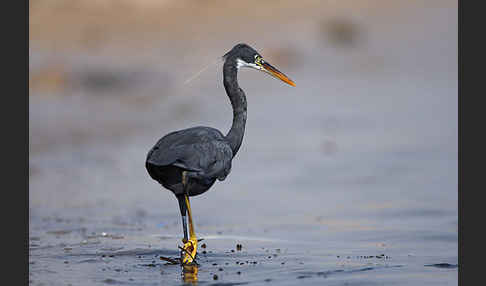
left=144, top=43, right=295, bottom=266
left=146, top=126, right=232, bottom=196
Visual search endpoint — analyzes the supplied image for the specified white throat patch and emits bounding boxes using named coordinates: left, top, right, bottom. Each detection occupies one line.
left=236, top=58, right=262, bottom=70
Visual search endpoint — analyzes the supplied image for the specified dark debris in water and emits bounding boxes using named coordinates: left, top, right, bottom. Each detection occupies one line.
left=46, top=230, right=73, bottom=236
left=78, top=259, right=99, bottom=264
left=141, top=263, right=159, bottom=267
left=208, top=282, right=249, bottom=286
left=296, top=266, right=400, bottom=280
left=159, top=256, right=179, bottom=265
left=297, top=275, right=312, bottom=279
left=425, top=263, right=458, bottom=269
left=102, top=278, right=124, bottom=285
left=339, top=254, right=391, bottom=260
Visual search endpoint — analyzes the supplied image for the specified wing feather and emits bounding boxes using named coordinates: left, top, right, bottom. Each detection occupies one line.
left=146, top=127, right=233, bottom=180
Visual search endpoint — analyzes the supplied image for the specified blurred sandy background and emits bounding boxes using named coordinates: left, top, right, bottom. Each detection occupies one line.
left=29, top=1, right=457, bottom=285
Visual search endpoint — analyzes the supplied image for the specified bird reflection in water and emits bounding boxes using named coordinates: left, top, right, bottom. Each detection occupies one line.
left=182, top=263, right=199, bottom=283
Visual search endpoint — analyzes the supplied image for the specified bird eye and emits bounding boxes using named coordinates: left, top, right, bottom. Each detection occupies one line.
left=255, top=56, right=263, bottom=65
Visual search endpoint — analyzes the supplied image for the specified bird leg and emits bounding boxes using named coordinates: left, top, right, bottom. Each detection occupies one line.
left=180, top=171, right=198, bottom=265
left=177, top=195, right=188, bottom=243
left=181, top=195, right=198, bottom=265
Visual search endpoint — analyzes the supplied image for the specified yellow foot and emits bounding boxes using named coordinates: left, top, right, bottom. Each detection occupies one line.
left=181, top=238, right=198, bottom=265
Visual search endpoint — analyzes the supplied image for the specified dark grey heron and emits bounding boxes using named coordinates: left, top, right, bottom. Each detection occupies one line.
left=145, top=43, right=295, bottom=265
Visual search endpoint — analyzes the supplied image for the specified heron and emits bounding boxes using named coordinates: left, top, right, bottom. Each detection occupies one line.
left=145, top=43, right=295, bottom=265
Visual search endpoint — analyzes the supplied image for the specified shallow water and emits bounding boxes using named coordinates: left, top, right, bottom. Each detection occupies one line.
left=29, top=1, right=457, bottom=285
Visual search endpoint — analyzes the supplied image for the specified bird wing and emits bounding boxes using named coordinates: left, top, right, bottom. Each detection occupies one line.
left=146, top=127, right=233, bottom=180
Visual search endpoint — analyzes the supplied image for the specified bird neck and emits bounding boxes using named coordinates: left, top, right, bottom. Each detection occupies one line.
left=223, top=59, right=247, bottom=157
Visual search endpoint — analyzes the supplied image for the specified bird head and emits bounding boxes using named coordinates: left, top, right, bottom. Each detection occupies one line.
left=223, top=43, right=296, bottom=87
